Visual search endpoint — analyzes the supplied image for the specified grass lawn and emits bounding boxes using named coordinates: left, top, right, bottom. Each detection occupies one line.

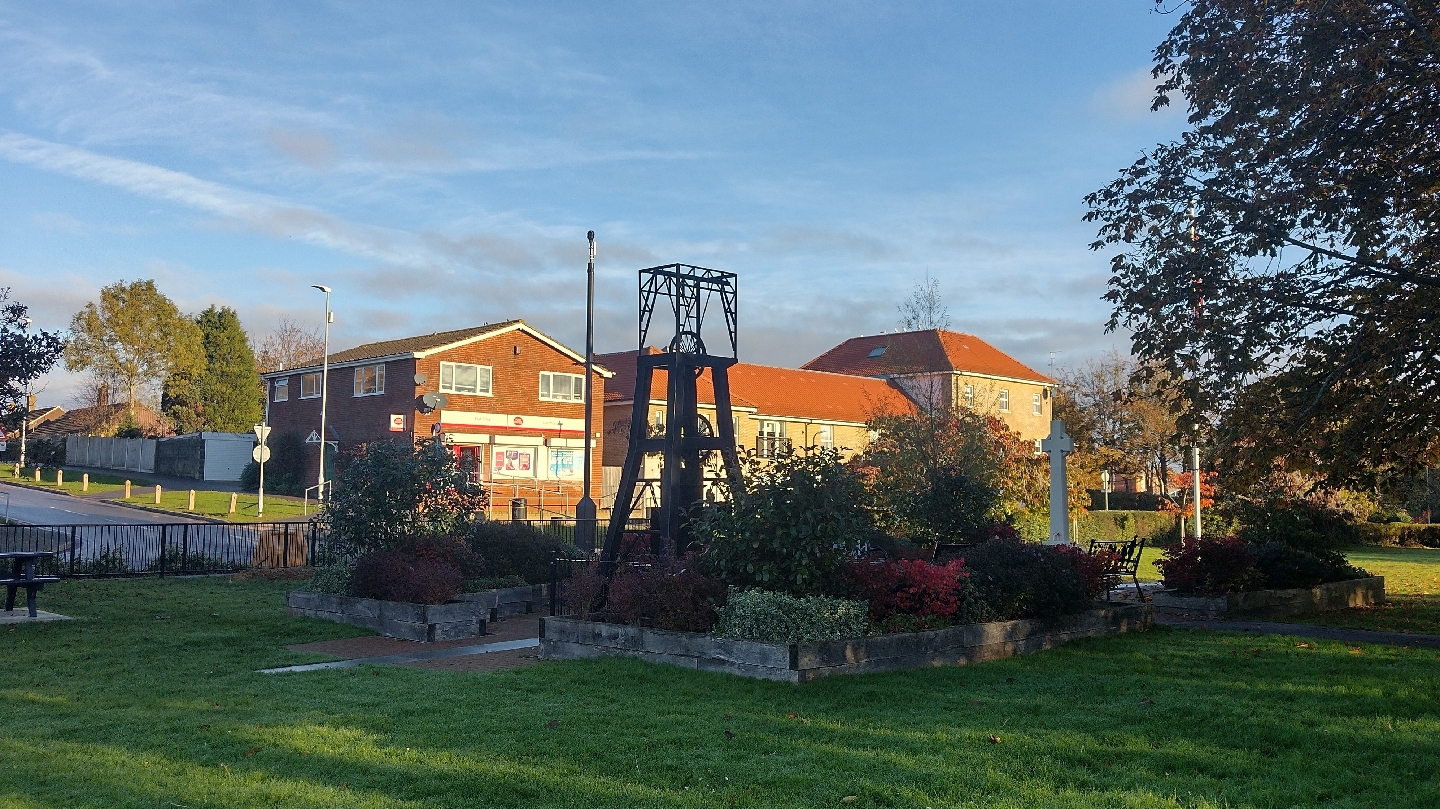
left=117, top=489, right=311, bottom=522
left=1289, top=547, right=1440, bottom=635
left=0, top=463, right=149, bottom=495
left=1, top=577, right=1437, bottom=807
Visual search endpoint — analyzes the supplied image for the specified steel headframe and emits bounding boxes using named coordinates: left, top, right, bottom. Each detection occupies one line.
left=603, top=263, right=743, bottom=566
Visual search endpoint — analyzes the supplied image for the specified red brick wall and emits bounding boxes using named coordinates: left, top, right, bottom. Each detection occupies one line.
left=263, top=326, right=605, bottom=516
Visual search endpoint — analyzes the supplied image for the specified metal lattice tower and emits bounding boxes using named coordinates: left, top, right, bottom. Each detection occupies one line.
left=602, top=264, right=743, bottom=561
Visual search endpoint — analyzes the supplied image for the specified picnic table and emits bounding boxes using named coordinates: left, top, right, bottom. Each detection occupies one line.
left=1, top=551, right=59, bottom=618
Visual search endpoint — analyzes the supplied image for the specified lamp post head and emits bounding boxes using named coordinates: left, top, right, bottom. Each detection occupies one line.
left=312, top=285, right=331, bottom=294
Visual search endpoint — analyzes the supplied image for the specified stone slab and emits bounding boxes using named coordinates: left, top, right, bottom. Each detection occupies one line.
left=1151, top=577, right=1385, bottom=619
left=0, top=610, right=71, bottom=624
left=540, top=604, right=1152, bottom=682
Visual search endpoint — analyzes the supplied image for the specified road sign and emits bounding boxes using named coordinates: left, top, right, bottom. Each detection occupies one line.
left=0, top=441, right=7, bottom=453
left=252, top=445, right=272, bottom=463
left=305, top=430, right=321, bottom=444
left=254, top=424, right=272, bottom=443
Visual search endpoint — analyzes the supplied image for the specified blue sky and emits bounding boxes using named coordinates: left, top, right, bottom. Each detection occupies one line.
left=0, top=2, right=1186, bottom=406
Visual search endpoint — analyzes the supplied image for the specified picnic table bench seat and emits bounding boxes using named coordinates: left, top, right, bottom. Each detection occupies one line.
left=1, top=552, right=60, bottom=618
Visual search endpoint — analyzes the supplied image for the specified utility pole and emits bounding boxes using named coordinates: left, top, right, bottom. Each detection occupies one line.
left=18, top=317, right=30, bottom=471
left=1190, top=424, right=1202, bottom=540
left=575, top=231, right=598, bottom=551
left=312, top=285, right=333, bottom=502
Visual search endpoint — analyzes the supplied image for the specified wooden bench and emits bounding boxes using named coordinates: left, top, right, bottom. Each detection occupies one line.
left=1087, top=538, right=1146, bottom=602
left=0, top=551, right=60, bottom=619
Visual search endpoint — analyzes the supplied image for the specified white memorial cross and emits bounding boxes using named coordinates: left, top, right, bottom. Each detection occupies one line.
left=1040, top=419, right=1074, bottom=545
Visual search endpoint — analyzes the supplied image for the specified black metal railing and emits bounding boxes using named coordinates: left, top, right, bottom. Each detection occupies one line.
left=0, top=522, right=329, bottom=578
left=506, top=518, right=650, bottom=554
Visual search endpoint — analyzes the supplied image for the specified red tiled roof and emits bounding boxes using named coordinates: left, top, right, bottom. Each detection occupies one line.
left=30, top=403, right=170, bottom=438
left=598, top=349, right=914, bottom=423
left=325, top=321, right=521, bottom=364
left=802, top=329, right=1054, bottom=384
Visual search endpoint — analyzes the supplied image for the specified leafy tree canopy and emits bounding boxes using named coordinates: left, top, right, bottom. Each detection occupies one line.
left=65, top=280, right=203, bottom=418
left=0, top=289, right=64, bottom=426
left=1085, top=0, right=1440, bottom=486
left=163, top=306, right=262, bottom=433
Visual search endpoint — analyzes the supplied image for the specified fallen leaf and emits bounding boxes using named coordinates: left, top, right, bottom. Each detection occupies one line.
left=787, top=713, right=797, bottom=719
left=1350, top=648, right=1364, bottom=655
left=724, top=730, right=735, bottom=739
left=219, top=764, right=230, bottom=777
left=840, top=797, right=858, bottom=804
left=341, top=783, right=348, bottom=791
left=800, top=717, right=811, bottom=724
left=198, top=724, right=210, bottom=729
left=1139, top=699, right=1154, bottom=706
left=988, top=734, right=1001, bottom=744
left=243, top=747, right=262, bottom=757
left=1295, top=642, right=1312, bottom=648
left=546, top=720, right=559, bottom=730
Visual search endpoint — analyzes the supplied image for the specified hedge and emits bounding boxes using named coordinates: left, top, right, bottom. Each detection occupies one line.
left=1356, top=523, right=1440, bottom=548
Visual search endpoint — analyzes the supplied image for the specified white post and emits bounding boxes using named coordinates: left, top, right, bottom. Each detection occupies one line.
left=312, top=285, right=332, bottom=503
left=18, top=317, right=29, bottom=470
left=1040, top=419, right=1074, bottom=545
left=1192, top=443, right=1202, bottom=539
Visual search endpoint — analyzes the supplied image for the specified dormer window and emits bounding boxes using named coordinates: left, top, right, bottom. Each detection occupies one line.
left=867, top=345, right=887, bottom=358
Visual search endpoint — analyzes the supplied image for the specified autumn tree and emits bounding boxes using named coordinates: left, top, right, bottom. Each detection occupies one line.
left=1085, top=0, right=1440, bottom=486
left=163, top=306, right=262, bottom=433
left=0, top=289, right=64, bottom=430
left=65, top=280, right=203, bottom=418
left=1053, top=351, right=1183, bottom=497
left=254, top=318, right=325, bottom=373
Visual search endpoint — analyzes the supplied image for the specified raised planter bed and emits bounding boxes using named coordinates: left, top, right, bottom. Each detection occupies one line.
left=540, top=603, right=1151, bottom=683
left=455, top=583, right=548, bottom=621
left=1150, top=576, right=1385, bottom=620
left=286, top=591, right=486, bottom=642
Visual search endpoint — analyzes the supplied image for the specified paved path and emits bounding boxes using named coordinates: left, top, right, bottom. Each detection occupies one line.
left=259, top=637, right=540, bottom=673
left=0, top=482, right=205, bottom=526
left=1156, top=613, right=1440, bottom=649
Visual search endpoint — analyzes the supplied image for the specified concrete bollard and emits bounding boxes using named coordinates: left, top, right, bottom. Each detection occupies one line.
left=56, top=469, right=63, bottom=487
left=229, top=492, right=237, bottom=514
left=82, top=473, right=89, bottom=492
left=34, top=467, right=40, bottom=482
left=124, top=480, right=131, bottom=498
left=188, top=489, right=196, bottom=511
left=154, top=484, right=162, bottom=505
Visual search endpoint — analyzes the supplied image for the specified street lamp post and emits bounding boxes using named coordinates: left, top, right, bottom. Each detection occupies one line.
left=575, top=231, right=598, bottom=551
left=313, top=285, right=332, bottom=502
left=18, top=317, right=31, bottom=471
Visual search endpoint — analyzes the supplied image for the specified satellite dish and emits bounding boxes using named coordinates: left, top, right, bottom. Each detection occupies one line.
left=414, top=372, right=428, bottom=385
left=419, top=392, right=448, bottom=413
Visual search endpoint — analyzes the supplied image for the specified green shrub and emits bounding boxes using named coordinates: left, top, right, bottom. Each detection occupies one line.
left=1250, top=542, right=1368, bottom=589
left=240, top=431, right=308, bottom=496
left=306, top=563, right=353, bottom=595
left=696, top=447, right=872, bottom=597
left=1076, top=510, right=1181, bottom=544
left=1357, top=522, right=1440, bottom=548
left=463, top=574, right=530, bottom=592
left=468, top=521, right=581, bottom=584
left=712, top=588, right=870, bottom=643
left=1156, top=536, right=1263, bottom=594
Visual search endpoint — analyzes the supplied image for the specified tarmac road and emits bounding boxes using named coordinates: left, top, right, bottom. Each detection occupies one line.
left=0, top=482, right=205, bottom=526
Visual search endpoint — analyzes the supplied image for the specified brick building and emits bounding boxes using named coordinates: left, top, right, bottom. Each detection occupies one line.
left=803, top=328, right=1056, bottom=442
left=597, top=348, right=914, bottom=508
left=260, top=320, right=610, bottom=519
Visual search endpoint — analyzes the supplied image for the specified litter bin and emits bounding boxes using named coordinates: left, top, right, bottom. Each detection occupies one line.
left=510, top=498, right=529, bottom=521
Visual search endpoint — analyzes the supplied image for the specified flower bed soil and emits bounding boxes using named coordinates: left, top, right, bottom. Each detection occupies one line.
left=540, top=603, right=1152, bottom=683
left=1150, top=576, right=1385, bottom=620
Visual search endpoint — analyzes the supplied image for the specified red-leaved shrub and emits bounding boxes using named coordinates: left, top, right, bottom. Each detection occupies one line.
left=1053, top=544, right=1118, bottom=600
left=603, top=553, right=729, bottom=632
left=848, top=558, right=968, bottom=621
left=351, top=549, right=464, bottom=604
left=407, top=535, right=485, bottom=578
left=1156, top=536, right=1263, bottom=594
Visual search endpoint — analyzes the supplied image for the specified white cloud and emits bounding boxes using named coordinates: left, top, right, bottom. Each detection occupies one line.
left=1091, top=66, right=1184, bottom=124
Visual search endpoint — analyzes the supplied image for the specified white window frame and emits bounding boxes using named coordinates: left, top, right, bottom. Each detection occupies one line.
left=439, top=362, right=492, bottom=396
left=1032, top=393, right=1043, bottom=416
left=299, top=373, right=322, bottom=399
left=353, top=364, right=386, bottom=397
left=539, top=371, right=585, bottom=402
left=962, top=384, right=975, bottom=408
left=999, top=389, right=1010, bottom=413
left=815, top=425, right=834, bottom=449
left=273, top=378, right=289, bottom=402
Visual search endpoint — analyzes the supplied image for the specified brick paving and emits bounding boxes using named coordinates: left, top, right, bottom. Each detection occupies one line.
left=286, top=614, right=543, bottom=672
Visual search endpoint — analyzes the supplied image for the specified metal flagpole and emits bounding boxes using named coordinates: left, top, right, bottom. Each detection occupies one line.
left=313, top=285, right=332, bottom=502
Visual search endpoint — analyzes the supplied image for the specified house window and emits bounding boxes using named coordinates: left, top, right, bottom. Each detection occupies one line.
left=815, top=425, right=834, bottom=449
left=999, top=389, right=1010, bottom=412
left=439, top=362, right=492, bottom=396
left=962, top=384, right=975, bottom=407
left=757, top=420, right=789, bottom=458
left=273, top=378, right=289, bottom=402
left=539, top=372, right=584, bottom=402
left=1032, top=393, right=1043, bottom=415
left=867, top=345, right=887, bottom=358
left=299, top=373, right=322, bottom=399
left=353, top=364, right=385, bottom=397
